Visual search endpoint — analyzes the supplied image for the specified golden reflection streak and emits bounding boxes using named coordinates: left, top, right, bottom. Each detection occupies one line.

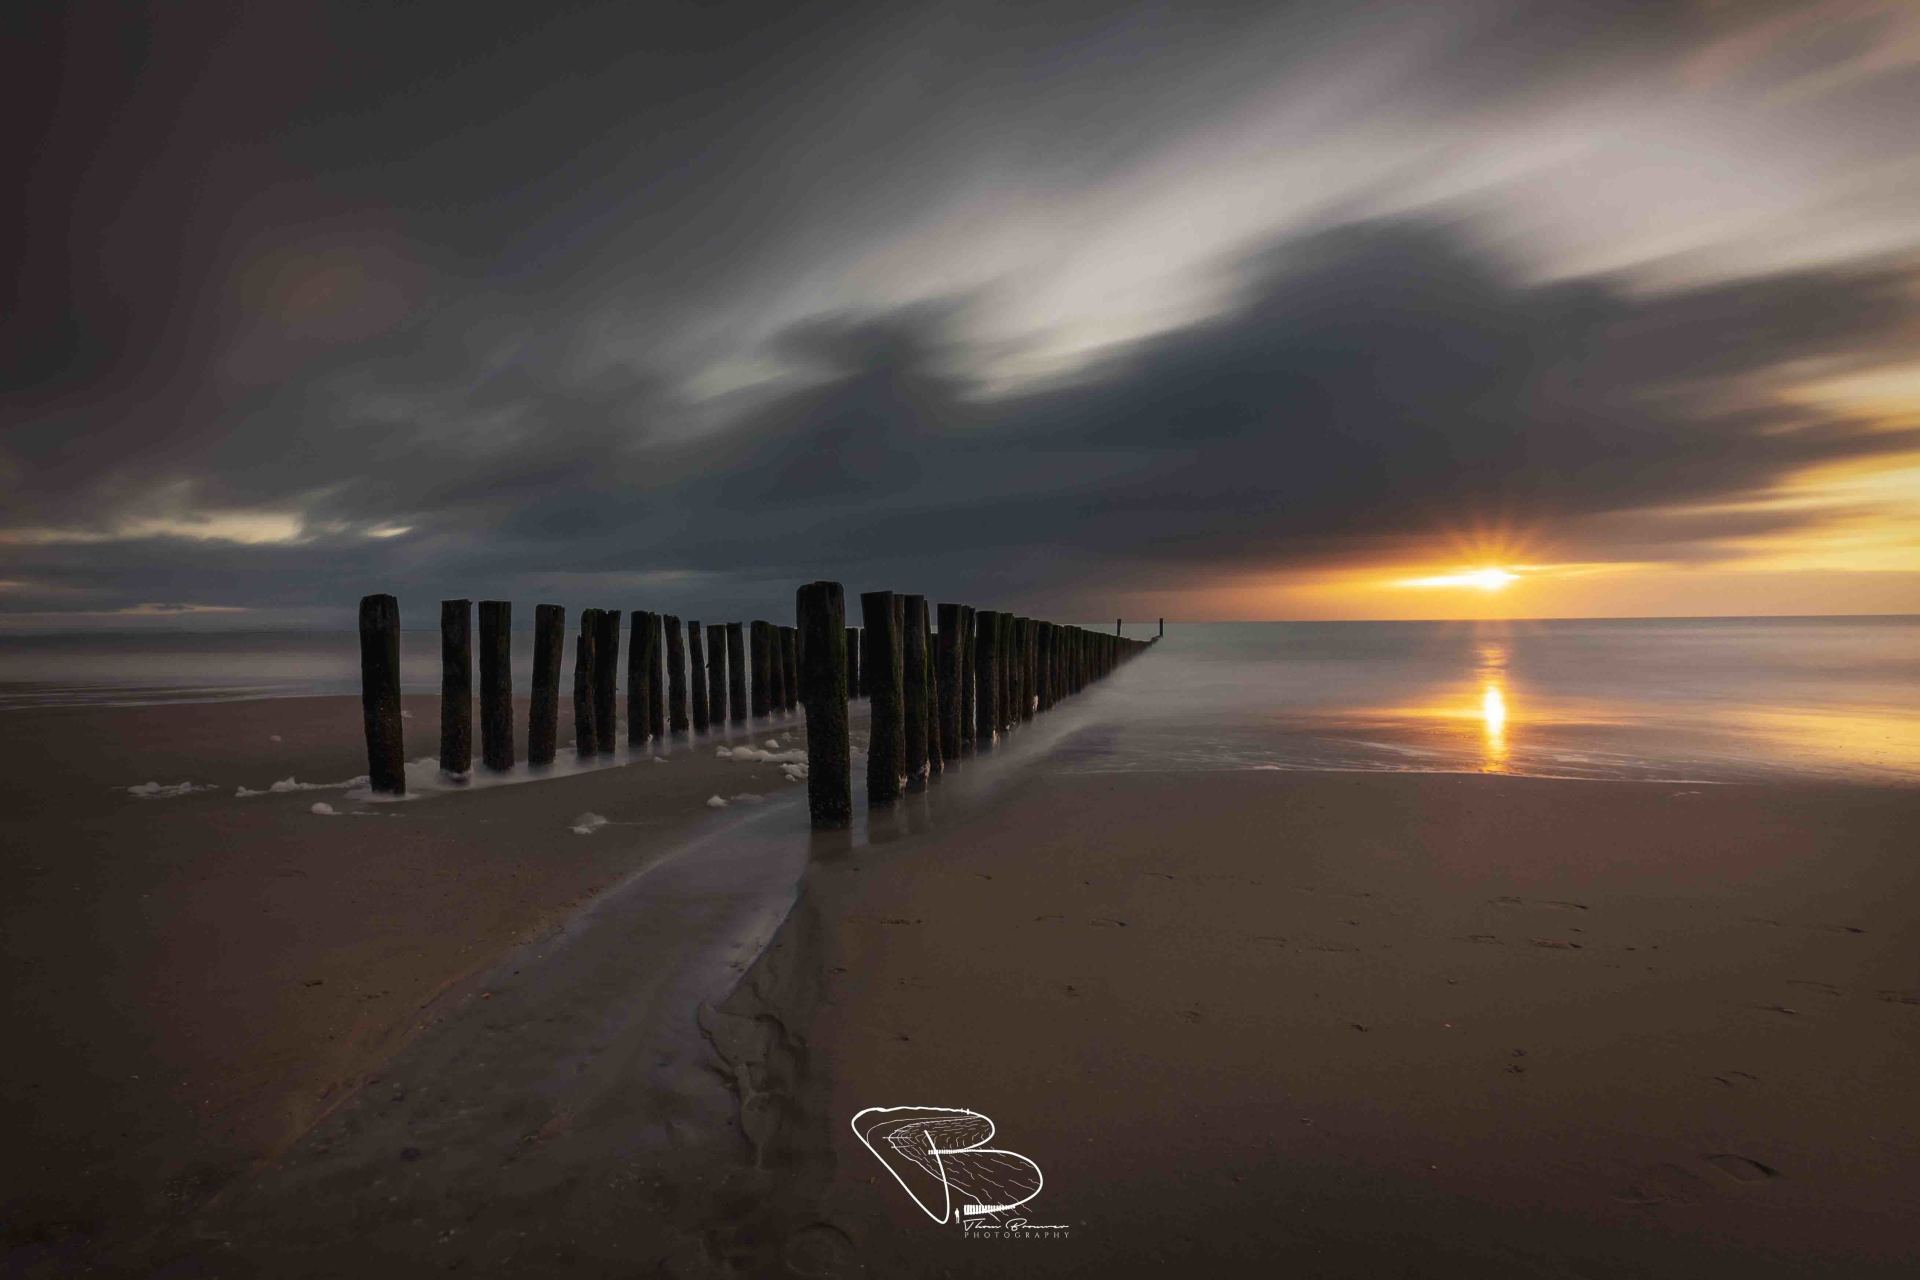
left=1476, top=638, right=1511, bottom=772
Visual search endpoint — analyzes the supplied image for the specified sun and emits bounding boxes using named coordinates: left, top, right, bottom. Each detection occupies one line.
left=1398, top=566, right=1521, bottom=591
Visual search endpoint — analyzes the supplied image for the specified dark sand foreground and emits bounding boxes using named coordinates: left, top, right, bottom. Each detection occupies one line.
left=0, top=694, right=816, bottom=1274
left=738, top=767, right=1920, bottom=1277
left=4, top=691, right=1917, bottom=1277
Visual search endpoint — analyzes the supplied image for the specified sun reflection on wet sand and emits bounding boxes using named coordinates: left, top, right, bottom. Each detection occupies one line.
left=1475, top=639, right=1511, bottom=772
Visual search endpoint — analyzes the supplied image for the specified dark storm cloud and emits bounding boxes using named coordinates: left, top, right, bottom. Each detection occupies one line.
left=5, top=1, right=1920, bottom=623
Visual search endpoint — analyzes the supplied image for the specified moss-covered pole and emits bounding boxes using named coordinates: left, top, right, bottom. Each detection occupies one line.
left=529, top=603, right=564, bottom=766
left=862, top=590, right=904, bottom=805
left=666, top=614, right=688, bottom=735
left=358, top=593, right=405, bottom=795
left=797, top=581, right=850, bottom=828
left=478, top=600, right=514, bottom=771
left=439, top=599, right=471, bottom=775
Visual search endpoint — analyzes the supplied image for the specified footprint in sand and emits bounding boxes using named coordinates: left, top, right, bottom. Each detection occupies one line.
left=1706, top=1154, right=1780, bottom=1182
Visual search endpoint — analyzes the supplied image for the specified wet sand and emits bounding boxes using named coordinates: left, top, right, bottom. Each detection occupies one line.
left=6, top=688, right=1918, bottom=1277
left=743, top=767, right=1920, bottom=1277
left=0, top=693, right=815, bottom=1273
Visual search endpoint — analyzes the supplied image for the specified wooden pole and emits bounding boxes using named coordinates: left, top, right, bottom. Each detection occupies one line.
left=781, top=626, right=800, bottom=712
left=726, top=623, right=747, bottom=724
left=645, top=613, right=666, bottom=740
left=797, top=581, right=850, bottom=828
left=902, top=593, right=930, bottom=789
left=925, top=621, right=943, bottom=777
left=593, top=608, right=621, bottom=754
left=688, top=621, right=710, bottom=732
left=666, top=614, right=688, bottom=735
left=358, top=593, right=405, bottom=795
left=936, top=603, right=961, bottom=764
left=529, top=603, right=564, bottom=766
left=439, top=598, right=471, bottom=774
left=478, top=600, right=514, bottom=771
left=750, top=621, right=773, bottom=719
left=958, top=607, right=975, bottom=752
left=845, top=626, right=861, bottom=701
left=707, top=623, right=729, bottom=727
left=861, top=591, right=904, bottom=805
left=628, top=611, right=652, bottom=747
left=573, top=613, right=597, bottom=758
left=972, top=609, right=996, bottom=750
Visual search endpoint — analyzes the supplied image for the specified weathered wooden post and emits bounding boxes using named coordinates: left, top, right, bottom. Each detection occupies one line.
left=666, top=614, right=688, bottom=735
left=439, top=599, right=471, bottom=774
left=593, top=608, right=621, bottom=754
left=750, top=621, right=773, bottom=718
left=845, top=626, right=861, bottom=700
left=972, top=609, right=996, bottom=750
left=573, top=613, right=598, bottom=758
left=925, top=624, right=943, bottom=777
left=862, top=591, right=904, bottom=805
left=902, top=594, right=930, bottom=789
left=358, top=593, right=405, bottom=795
left=628, top=611, right=652, bottom=747
left=958, top=607, right=975, bottom=752
left=726, top=623, right=747, bottom=724
left=781, top=626, right=800, bottom=712
left=936, top=603, right=961, bottom=762
left=797, top=581, right=851, bottom=828
left=479, top=600, right=514, bottom=770
left=688, top=622, right=709, bottom=732
left=529, top=603, right=564, bottom=765
left=708, top=624, right=729, bottom=727
left=1158, top=617, right=1164, bottom=639
left=645, top=613, right=666, bottom=740
left=765, top=621, right=785, bottom=714
left=996, top=612, right=1013, bottom=733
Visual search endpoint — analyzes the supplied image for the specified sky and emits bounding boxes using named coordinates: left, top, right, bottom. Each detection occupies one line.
left=6, top=0, right=1920, bottom=628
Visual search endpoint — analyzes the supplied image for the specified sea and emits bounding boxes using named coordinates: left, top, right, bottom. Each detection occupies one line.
left=1, top=616, right=1914, bottom=786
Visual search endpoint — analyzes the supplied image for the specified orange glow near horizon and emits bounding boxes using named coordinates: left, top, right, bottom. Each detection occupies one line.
left=1398, top=566, right=1521, bottom=591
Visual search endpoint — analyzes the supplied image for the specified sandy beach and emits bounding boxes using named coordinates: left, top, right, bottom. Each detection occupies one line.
left=4, top=681, right=1917, bottom=1277
left=0, top=692, right=818, bottom=1273
left=735, top=766, right=1920, bottom=1277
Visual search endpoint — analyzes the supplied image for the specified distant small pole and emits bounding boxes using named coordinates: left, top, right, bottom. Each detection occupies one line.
left=479, top=600, right=514, bottom=770
left=781, top=626, right=800, bottom=712
left=529, top=603, right=564, bottom=765
left=594, top=608, right=621, bottom=754
left=862, top=591, right=905, bottom=805
left=1158, top=617, right=1164, bottom=639
left=358, top=593, right=405, bottom=795
left=845, top=626, right=861, bottom=700
left=688, top=622, right=709, bottom=733
left=726, top=623, right=747, bottom=724
left=797, top=581, right=851, bottom=828
left=902, top=594, right=930, bottom=789
left=573, top=613, right=597, bottom=757
left=666, top=614, right=689, bottom=735
left=439, top=598, right=471, bottom=774
left=750, top=621, right=773, bottom=718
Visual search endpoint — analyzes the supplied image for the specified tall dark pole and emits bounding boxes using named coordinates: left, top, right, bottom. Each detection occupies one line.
left=797, top=581, right=851, bottom=828
left=902, top=594, right=930, bottom=789
left=478, top=600, right=514, bottom=771
left=726, top=623, right=747, bottom=725
left=439, top=598, right=471, bottom=775
left=936, top=602, right=961, bottom=762
left=529, top=603, right=564, bottom=766
left=666, top=614, right=688, bottom=735
left=593, top=608, right=621, bottom=754
left=845, top=626, right=861, bottom=701
left=359, top=593, right=405, bottom=795
left=862, top=591, right=904, bottom=805
left=645, top=613, right=666, bottom=740
left=708, top=624, right=729, bottom=727
left=573, top=614, right=597, bottom=758
left=628, top=611, right=652, bottom=747
left=750, top=621, right=773, bottom=719
left=781, top=626, right=800, bottom=712
left=688, top=621, right=709, bottom=732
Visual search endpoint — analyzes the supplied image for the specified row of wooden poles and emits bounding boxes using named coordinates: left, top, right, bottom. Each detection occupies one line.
left=356, top=587, right=1152, bottom=827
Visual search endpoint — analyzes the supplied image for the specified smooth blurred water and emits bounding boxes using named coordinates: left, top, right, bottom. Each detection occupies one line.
left=1067, top=616, right=1920, bottom=785
left=1, top=617, right=1914, bottom=784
